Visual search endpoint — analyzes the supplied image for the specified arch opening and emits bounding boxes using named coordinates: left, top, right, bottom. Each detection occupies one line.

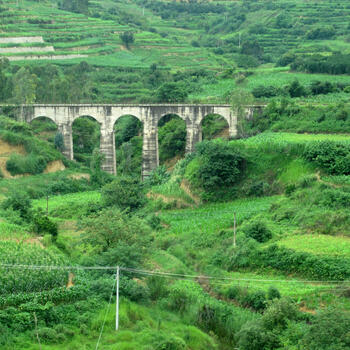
left=201, top=114, right=229, bottom=140
left=114, top=115, right=143, bottom=177
left=72, top=115, right=101, bottom=167
left=158, top=114, right=186, bottom=166
left=30, top=116, right=58, bottom=145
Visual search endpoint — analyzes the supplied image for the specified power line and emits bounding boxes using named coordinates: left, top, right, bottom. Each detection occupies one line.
left=1, top=264, right=349, bottom=285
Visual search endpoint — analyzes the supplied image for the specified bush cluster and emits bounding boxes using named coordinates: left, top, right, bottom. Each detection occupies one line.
left=303, top=141, right=350, bottom=175
left=185, top=141, right=246, bottom=200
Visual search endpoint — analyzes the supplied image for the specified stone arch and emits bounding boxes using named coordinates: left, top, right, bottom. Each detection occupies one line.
left=30, top=114, right=58, bottom=125
left=72, top=115, right=101, bottom=166
left=200, top=113, right=230, bottom=140
left=113, top=115, right=144, bottom=176
left=157, top=114, right=186, bottom=165
left=29, top=116, right=58, bottom=146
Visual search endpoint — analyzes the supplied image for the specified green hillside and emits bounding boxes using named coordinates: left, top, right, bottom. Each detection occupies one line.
left=2, top=0, right=350, bottom=349
left=1, top=0, right=350, bottom=102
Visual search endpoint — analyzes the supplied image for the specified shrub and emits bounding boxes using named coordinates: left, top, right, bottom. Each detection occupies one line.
left=1, top=191, right=32, bottom=219
left=120, top=276, right=150, bottom=302
left=242, top=290, right=267, bottom=311
left=301, top=308, right=350, bottom=350
left=236, top=320, right=280, bottom=350
left=101, top=176, right=146, bottom=211
left=186, top=141, right=245, bottom=194
left=267, top=286, right=281, bottom=300
left=31, top=209, right=58, bottom=237
left=154, top=333, right=187, bottom=350
left=244, top=220, right=272, bottom=243
left=54, top=132, right=64, bottom=151
left=6, top=153, right=47, bottom=175
left=36, top=327, right=60, bottom=344
left=303, top=141, right=350, bottom=175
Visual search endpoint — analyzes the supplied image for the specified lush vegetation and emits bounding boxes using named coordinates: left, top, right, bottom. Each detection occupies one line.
left=1, top=0, right=350, bottom=349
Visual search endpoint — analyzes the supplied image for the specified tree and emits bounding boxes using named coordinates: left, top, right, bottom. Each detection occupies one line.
left=156, top=82, right=188, bottom=102
left=12, top=67, right=37, bottom=104
left=119, top=31, right=135, bottom=49
left=301, top=309, right=350, bottom=350
left=101, top=176, right=146, bottom=211
left=2, top=191, right=32, bottom=219
left=80, top=208, right=151, bottom=252
left=288, top=79, right=306, bottom=98
left=59, top=0, right=89, bottom=15
left=0, top=58, right=10, bottom=102
left=90, top=148, right=105, bottom=185
left=54, top=132, right=64, bottom=151
left=230, top=90, right=254, bottom=138
left=158, top=117, right=186, bottom=162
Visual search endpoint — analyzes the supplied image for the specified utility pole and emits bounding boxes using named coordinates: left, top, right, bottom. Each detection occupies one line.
left=238, top=33, right=241, bottom=48
left=233, top=212, right=237, bottom=248
left=116, top=266, right=120, bottom=331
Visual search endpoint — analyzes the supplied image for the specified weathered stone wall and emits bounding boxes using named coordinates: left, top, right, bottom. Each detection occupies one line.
left=19, top=104, right=264, bottom=179
left=0, top=36, right=44, bottom=44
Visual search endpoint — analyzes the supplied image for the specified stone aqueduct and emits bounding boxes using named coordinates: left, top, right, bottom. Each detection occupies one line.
left=19, top=104, right=264, bottom=179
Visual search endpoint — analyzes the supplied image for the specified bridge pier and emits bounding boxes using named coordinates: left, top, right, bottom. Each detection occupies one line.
left=185, top=122, right=202, bottom=154
left=57, top=122, right=73, bottom=160
left=100, top=129, right=116, bottom=175
left=142, top=117, right=158, bottom=180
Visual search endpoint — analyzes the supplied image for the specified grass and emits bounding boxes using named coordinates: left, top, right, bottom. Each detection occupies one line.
left=33, top=190, right=101, bottom=213
left=238, top=132, right=350, bottom=148
left=15, top=299, right=218, bottom=350
left=277, top=234, right=350, bottom=258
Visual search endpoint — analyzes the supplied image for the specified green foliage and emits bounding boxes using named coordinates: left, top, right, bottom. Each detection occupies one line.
left=236, top=320, right=279, bottom=350
left=54, top=132, right=64, bottom=151
left=303, top=141, right=350, bottom=175
left=244, top=220, right=272, bottom=243
left=258, top=245, right=350, bottom=280
left=156, top=83, right=188, bottom=103
left=146, top=165, right=170, bottom=186
left=90, top=149, right=108, bottom=185
left=0, top=241, right=67, bottom=294
left=115, top=116, right=142, bottom=148
left=186, top=141, right=245, bottom=199
left=158, top=117, right=186, bottom=163
left=31, top=209, right=58, bottom=238
left=59, top=0, right=89, bottom=15
left=1, top=191, right=32, bottom=219
left=72, top=117, right=100, bottom=166
left=80, top=208, right=151, bottom=252
left=201, top=114, right=228, bottom=140
left=301, top=309, right=350, bottom=350
left=12, top=67, right=37, bottom=104
left=101, top=177, right=146, bottom=211
left=267, top=287, right=281, bottom=300
left=154, top=334, right=187, bottom=350
left=119, top=31, right=135, bottom=49
left=6, top=153, right=47, bottom=176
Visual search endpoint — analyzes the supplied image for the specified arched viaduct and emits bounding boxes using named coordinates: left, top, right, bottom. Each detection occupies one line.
left=18, top=104, right=264, bottom=179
